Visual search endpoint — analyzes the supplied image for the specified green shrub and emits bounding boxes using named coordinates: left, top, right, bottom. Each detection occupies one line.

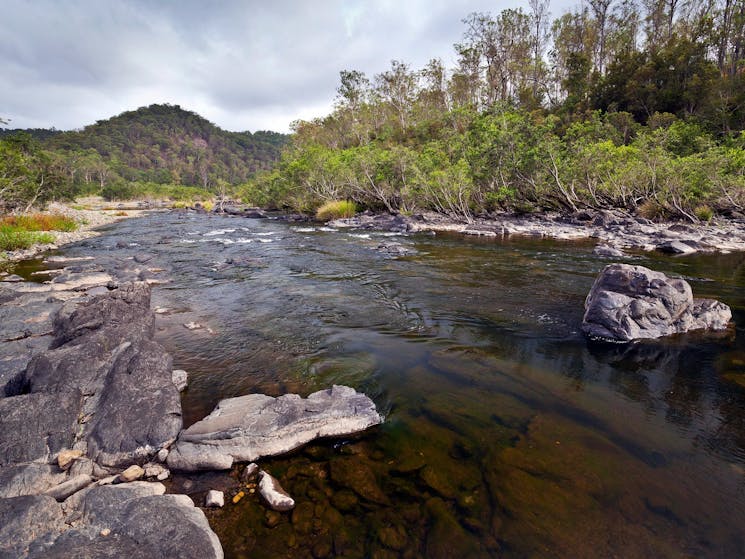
left=694, top=204, right=714, bottom=222
left=172, top=200, right=191, bottom=209
left=316, top=200, right=357, bottom=221
left=0, top=225, right=54, bottom=251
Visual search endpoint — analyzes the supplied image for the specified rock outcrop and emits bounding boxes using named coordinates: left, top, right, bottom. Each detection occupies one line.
left=0, top=279, right=213, bottom=557
left=582, top=263, right=732, bottom=341
left=167, top=385, right=382, bottom=471
left=17, top=282, right=182, bottom=468
left=0, top=484, right=223, bottom=558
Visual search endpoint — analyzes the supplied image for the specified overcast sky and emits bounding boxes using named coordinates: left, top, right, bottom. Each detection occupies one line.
left=2, top=0, right=576, bottom=133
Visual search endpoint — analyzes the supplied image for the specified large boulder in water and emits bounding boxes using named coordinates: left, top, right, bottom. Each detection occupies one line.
left=167, top=385, right=382, bottom=471
left=582, top=264, right=731, bottom=341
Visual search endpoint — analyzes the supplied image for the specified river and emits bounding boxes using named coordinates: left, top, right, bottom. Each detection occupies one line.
left=17, top=210, right=745, bottom=558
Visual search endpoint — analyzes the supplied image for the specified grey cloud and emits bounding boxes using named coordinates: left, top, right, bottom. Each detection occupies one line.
left=1, top=0, right=573, bottom=133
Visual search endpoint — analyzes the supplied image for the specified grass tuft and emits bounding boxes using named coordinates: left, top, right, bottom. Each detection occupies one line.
left=316, top=200, right=357, bottom=221
left=694, top=204, right=714, bottom=222
left=0, top=226, right=55, bottom=251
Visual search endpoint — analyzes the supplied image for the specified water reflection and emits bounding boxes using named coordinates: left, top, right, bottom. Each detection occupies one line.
left=56, top=212, right=745, bottom=558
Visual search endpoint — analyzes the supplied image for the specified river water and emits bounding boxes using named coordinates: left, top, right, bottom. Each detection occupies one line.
left=25, top=211, right=745, bottom=558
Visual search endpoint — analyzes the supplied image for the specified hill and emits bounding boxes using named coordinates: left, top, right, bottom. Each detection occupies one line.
left=43, top=104, right=288, bottom=189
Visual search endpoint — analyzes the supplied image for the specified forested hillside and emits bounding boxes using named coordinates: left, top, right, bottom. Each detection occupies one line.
left=245, top=0, right=745, bottom=222
left=0, top=105, right=288, bottom=211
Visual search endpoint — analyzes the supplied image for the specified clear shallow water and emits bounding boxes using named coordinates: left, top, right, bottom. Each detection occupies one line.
left=58, top=212, right=745, bottom=558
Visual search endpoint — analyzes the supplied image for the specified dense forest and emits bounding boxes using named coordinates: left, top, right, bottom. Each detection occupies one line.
left=245, top=0, right=745, bottom=222
left=0, top=105, right=288, bottom=211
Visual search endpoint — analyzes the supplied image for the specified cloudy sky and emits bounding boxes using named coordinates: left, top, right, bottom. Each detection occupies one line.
left=2, top=0, right=575, bottom=133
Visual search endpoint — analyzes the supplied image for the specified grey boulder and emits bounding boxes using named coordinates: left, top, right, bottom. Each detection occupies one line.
left=1, top=484, right=223, bottom=559
left=582, top=263, right=732, bottom=341
left=168, top=385, right=382, bottom=471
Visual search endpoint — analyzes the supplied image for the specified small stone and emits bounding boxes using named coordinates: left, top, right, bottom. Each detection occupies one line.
left=205, top=490, right=224, bottom=508
left=157, top=448, right=169, bottom=462
left=232, top=490, right=245, bottom=504
left=241, top=463, right=259, bottom=482
left=183, top=322, right=202, bottom=330
left=143, top=463, right=169, bottom=480
left=100, top=528, right=111, bottom=537
left=58, top=449, right=84, bottom=470
left=258, top=470, right=295, bottom=511
left=97, top=475, right=118, bottom=486
left=119, top=465, right=144, bottom=482
left=171, top=369, right=188, bottom=392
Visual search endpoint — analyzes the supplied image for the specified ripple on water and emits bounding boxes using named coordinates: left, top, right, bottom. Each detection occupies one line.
left=51, top=212, right=745, bottom=559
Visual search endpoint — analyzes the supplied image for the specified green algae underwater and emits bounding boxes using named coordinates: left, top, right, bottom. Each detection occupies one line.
left=57, top=213, right=745, bottom=558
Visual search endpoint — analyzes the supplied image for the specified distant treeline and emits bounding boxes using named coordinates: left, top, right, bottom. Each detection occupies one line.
left=244, top=0, right=745, bottom=221
left=0, top=104, right=288, bottom=212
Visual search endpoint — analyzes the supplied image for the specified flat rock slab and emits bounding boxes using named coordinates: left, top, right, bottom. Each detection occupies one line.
left=582, top=263, right=732, bottom=341
left=168, top=385, right=382, bottom=471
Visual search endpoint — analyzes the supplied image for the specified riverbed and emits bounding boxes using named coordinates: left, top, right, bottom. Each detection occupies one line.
left=10, top=210, right=745, bottom=558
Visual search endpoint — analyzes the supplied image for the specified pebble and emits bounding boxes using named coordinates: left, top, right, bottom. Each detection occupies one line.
left=100, top=528, right=111, bottom=537
left=58, top=448, right=84, bottom=470
left=143, top=462, right=170, bottom=480
left=232, top=490, right=245, bottom=504
left=205, top=490, right=225, bottom=508
left=119, top=465, right=145, bottom=482
left=171, top=369, right=188, bottom=392
left=241, top=462, right=259, bottom=482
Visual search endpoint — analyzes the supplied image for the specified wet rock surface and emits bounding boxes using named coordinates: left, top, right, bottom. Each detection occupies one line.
left=167, top=385, right=383, bottom=471
left=582, top=263, right=732, bottom=341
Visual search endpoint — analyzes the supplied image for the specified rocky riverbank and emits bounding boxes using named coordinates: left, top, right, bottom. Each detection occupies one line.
left=329, top=209, right=745, bottom=254
left=0, top=248, right=383, bottom=557
left=0, top=201, right=152, bottom=265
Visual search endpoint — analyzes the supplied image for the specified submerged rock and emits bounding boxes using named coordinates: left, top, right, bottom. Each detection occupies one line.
left=582, top=264, right=732, bottom=341
left=593, top=244, right=625, bottom=258
left=167, top=385, right=382, bottom=471
left=376, top=241, right=417, bottom=257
